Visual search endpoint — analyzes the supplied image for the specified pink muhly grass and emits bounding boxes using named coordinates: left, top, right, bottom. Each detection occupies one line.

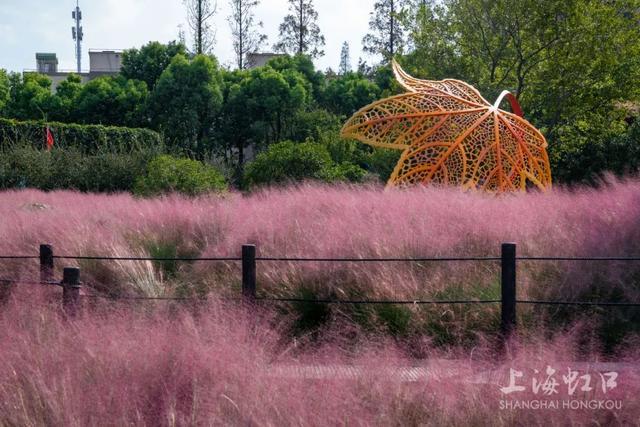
left=0, top=180, right=639, bottom=348
left=0, top=290, right=637, bottom=425
left=1, top=175, right=640, bottom=424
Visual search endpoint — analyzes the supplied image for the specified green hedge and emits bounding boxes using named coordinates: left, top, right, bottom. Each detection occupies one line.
left=0, top=143, right=161, bottom=192
left=0, top=118, right=162, bottom=153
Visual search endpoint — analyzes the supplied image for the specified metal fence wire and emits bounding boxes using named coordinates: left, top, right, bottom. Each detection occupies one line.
left=0, top=244, right=638, bottom=332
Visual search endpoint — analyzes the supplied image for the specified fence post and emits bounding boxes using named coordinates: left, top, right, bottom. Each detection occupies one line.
left=40, top=244, right=54, bottom=283
left=62, top=267, right=81, bottom=318
left=501, top=243, right=517, bottom=338
left=242, top=244, right=256, bottom=303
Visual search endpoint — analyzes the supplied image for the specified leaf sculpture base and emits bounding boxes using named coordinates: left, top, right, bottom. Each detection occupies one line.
left=341, top=60, right=552, bottom=192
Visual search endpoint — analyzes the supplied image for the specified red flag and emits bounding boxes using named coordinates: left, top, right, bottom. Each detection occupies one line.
left=45, top=126, right=54, bottom=151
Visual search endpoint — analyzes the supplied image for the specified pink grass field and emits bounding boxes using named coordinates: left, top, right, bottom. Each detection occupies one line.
left=0, top=180, right=640, bottom=424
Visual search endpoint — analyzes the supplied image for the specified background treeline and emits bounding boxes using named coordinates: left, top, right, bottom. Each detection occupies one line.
left=1, top=0, right=639, bottom=194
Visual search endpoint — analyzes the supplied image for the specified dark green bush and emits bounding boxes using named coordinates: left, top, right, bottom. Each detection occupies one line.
left=244, top=140, right=368, bottom=188
left=366, top=147, right=402, bottom=182
left=133, top=155, right=227, bottom=197
left=0, top=118, right=162, bottom=154
left=244, top=141, right=332, bottom=187
left=0, top=142, right=158, bottom=192
left=322, top=162, right=367, bottom=183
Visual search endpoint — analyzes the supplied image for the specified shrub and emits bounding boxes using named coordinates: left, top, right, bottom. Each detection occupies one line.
left=245, top=141, right=332, bottom=187
left=244, top=140, right=367, bottom=187
left=0, top=142, right=158, bottom=192
left=133, top=155, right=227, bottom=197
left=366, top=147, right=402, bottom=182
left=322, top=162, right=368, bottom=183
left=0, top=117, right=162, bottom=154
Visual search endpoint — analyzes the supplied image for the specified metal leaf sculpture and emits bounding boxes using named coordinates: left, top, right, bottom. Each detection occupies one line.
left=341, top=60, right=552, bottom=192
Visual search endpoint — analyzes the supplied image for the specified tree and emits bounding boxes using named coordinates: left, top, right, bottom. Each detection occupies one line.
left=0, top=70, right=9, bottom=115
left=74, top=76, right=148, bottom=127
left=273, top=0, right=325, bottom=58
left=184, top=0, right=217, bottom=54
left=267, top=54, right=324, bottom=102
left=401, top=0, right=640, bottom=184
left=52, top=74, right=83, bottom=122
left=219, top=65, right=308, bottom=175
left=121, top=41, right=187, bottom=89
left=320, top=72, right=381, bottom=117
left=339, top=42, right=351, bottom=75
left=6, top=73, right=56, bottom=121
left=228, top=0, right=267, bottom=69
left=403, top=1, right=461, bottom=80
left=363, top=0, right=409, bottom=62
left=148, top=54, right=224, bottom=158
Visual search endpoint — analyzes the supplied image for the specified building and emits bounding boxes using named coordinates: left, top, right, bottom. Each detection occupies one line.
left=28, top=49, right=123, bottom=90
left=246, top=52, right=285, bottom=69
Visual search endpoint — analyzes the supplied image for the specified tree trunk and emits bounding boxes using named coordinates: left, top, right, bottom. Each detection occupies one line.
left=298, top=0, right=304, bottom=55
left=390, top=0, right=395, bottom=58
left=197, top=0, right=203, bottom=54
left=239, top=1, right=244, bottom=69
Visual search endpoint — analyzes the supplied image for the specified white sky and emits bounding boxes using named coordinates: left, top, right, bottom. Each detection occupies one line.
left=0, top=0, right=376, bottom=73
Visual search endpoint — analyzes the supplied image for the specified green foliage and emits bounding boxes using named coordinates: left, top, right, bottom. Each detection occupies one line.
left=148, top=54, right=224, bottom=158
left=323, top=162, right=368, bottom=183
left=244, top=140, right=366, bottom=187
left=289, top=108, right=342, bottom=143
left=0, top=117, right=162, bottom=154
left=0, top=70, right=9, bottom=115
left=267, top=54, right=325, bottom=100
left=133, top=155, right=227, bottom=197
left=550, top=112, right=640, bottom=183
left=244, top=141, right=332, bottom=186
left=218, top=65, right=310, bottom=176
left=6, top=72, right=56, bottom=121
left=120, top=41, right=187, bottom=89
left=363, top=0, right=411, bottom=61
left=0, top=142, right=158, bottom=192
left=53, top=75, right=83, bottom=122
left=366, top=147, right=402, bottom=182
left=74, top=76, right=148, bottom=127
left=320, top=72, right=381, bottom=116
left=3, top=72, right=147, bottom=127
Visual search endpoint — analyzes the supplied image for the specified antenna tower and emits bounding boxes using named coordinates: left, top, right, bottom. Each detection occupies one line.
left=71, top=1, right=83, bottom=73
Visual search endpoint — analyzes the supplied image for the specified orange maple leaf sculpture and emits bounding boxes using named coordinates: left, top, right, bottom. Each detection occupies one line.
left=341, top=60, right=552, bottom=192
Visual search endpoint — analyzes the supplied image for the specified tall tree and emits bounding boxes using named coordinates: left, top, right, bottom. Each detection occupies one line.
left=6, top=73, right=56, bottom=121
left=227, top=0, right=267, bottom=69
left=273, top=0, right=325, bottom=58
left=0, top=70, right=9, bottom=115
left=339, top=42, right=351, bottom=75
left=51, top=74, right=83, bottom=122
left=183, top=0, right=217, bottom=54
left=74, top=76, right=148, bottom=127
left=363, top=0, right=409, bottom=61
left=121, top=41, right=187, bottom=89
left=148, top=54, right=224, bottom=158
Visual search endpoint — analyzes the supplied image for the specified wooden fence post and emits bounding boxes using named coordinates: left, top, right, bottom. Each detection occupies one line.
left=242, top=245, right=256, bottom=303
left=62, top=267, right=81, bottom=318
left=501, top=243, right=517, bottom=338
left=39, top=244, right=53, bottom=283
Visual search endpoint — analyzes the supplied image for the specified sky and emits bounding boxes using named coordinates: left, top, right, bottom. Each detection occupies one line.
left=0, top=0, right=377, bottom=73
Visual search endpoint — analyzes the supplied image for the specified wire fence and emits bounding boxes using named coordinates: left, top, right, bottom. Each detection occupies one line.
left=0, top=244, right=639, bottom=334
